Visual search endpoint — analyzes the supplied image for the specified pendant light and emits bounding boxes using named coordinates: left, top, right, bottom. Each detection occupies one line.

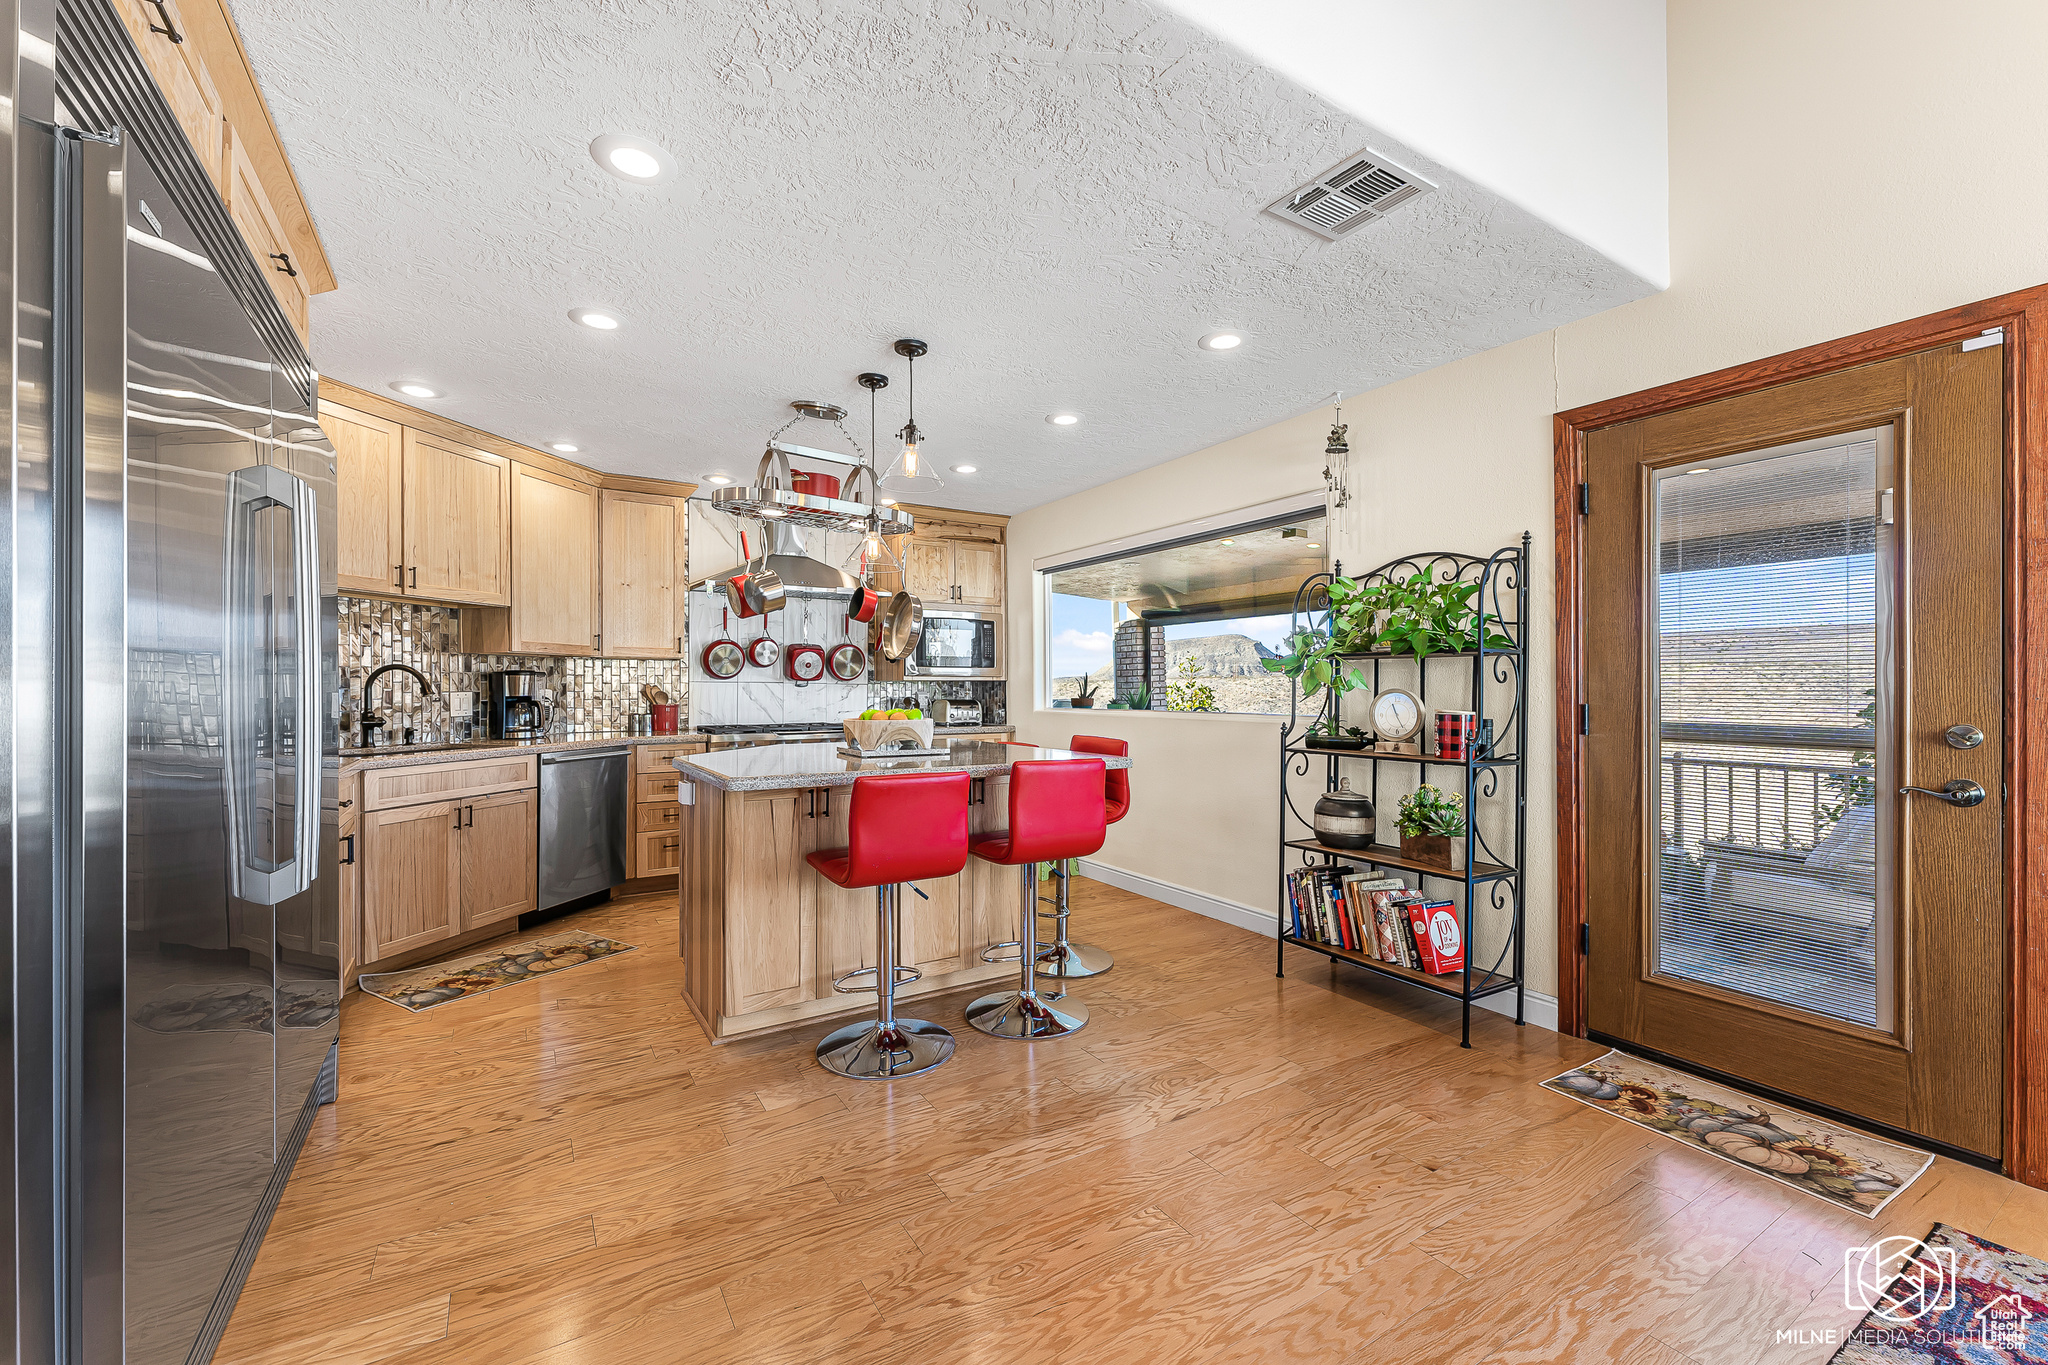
left=896, top=338, right=925, bottom=478
left=857, top=371, right=890, bottom=557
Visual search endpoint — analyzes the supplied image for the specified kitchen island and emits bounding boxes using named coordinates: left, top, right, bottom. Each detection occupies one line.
left=674, top=740, right=1131, bottom=1043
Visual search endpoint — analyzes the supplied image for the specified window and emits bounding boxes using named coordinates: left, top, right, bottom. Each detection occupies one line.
left=1041, top=503, right=1327, bottom=714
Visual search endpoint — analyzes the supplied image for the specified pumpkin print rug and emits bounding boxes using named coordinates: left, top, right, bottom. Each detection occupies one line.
left=1541, top=1049, right=1933, bottom=1218
left=360, top=930, right=636, bottom=1013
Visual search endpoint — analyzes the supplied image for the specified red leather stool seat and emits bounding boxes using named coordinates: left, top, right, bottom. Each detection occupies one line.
left=968, top=759, right=1107, bottom=866
left=1069, top=735, right=1130, bottom=824
left=806, top=771, right=970, bottom=889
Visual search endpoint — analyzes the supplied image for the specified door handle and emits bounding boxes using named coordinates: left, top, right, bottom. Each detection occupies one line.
left=1899, top=780, right=1987, bottom=807
left=340, top=833, right=355, bottom=866
left=410, top=566, right=418, bottom=588
left=465, top=803, right=474, bottom=828
left=394, top=563, right=404, bottom=588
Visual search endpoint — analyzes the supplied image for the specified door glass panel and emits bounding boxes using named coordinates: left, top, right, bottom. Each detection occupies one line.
left=1650, top=429, right=1894, bottom=1029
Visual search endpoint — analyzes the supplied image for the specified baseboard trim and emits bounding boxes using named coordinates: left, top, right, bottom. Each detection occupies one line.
left=1071, top=857, right=1559, bottom=1033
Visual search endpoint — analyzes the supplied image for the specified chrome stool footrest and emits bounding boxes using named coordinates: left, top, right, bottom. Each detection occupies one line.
left=980, top=940, right=1023, bottom=963
left=831, top=963, right=923, bottom=994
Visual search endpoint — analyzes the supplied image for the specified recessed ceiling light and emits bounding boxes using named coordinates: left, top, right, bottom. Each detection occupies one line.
left=705, top=474, right=732, bottom=485
left=880, top=498, right=897, bottom=506
left=569, top=308, right=621, bottom=331
left=588, top=134, right=676, bottom=184
left=550, top=442, right=580, bottom=453
left=952, top=464, right=977, bottom=474
left=1046, top=413, right=1082, bottom=426
left=1308, top=542, right=1322, bottom=549
left=390, top=381, right=439, bottom=399
left=1220, top=539, right=1235, bottom=545
left=1198, top=332, right=1244, bottom=352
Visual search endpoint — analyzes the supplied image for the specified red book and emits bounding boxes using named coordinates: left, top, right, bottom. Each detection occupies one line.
left=1407, top=901, right=1465, bottom=975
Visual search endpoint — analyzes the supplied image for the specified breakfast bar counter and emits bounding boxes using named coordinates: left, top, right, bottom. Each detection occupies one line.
left=673, top=741, right=1130, bottom=1043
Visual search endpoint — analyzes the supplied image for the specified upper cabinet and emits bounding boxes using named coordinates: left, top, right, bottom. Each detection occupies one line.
left=600, top=488, right=689, bottom=659
left=223, top=127, right=312, bottom=340
left=401, top=431, right=512, bottom=606
left=114, top=0, right=337, bottom=346
left=466, top=466, right=600, bottom=655
left=323, top=401, right=405, bottom=595
left=319, top=384, right=695, bottom=641
left=881, top=508, right=1008, bottom=609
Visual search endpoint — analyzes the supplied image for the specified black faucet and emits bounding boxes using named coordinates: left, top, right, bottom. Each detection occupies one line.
left=358, top=663, right=437, bottom=747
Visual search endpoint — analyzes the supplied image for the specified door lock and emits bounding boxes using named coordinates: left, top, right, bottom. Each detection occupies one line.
left=1899, top=779, right=1987, bottom=808
left=1945, top=724, right=1986, bottom=750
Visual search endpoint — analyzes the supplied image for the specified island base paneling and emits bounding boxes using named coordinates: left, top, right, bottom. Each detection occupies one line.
left=679, top=775, right=1019, bottom=1044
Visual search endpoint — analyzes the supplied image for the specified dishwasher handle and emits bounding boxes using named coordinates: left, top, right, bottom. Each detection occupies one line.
left=541, top=748, right=631, bottom=765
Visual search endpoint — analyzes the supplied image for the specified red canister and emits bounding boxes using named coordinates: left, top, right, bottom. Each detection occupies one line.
left=652, top=703, right=680, bottom=735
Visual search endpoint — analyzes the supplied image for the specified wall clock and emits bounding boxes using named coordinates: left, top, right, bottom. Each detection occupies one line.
left=1369, top=688, right=1425, bottom=754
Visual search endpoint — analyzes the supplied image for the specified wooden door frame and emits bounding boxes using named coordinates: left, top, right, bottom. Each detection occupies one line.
left=1555, top=283, right=2048, bottom=1185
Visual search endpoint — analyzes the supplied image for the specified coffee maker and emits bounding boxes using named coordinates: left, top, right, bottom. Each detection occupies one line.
left=487, top=669, right=547, bottom=740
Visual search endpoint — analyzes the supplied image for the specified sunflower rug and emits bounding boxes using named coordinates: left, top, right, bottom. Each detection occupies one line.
left=1541, top=1049, right=1933, bottom=1218
left=360, top=929, right=636, bottom=1012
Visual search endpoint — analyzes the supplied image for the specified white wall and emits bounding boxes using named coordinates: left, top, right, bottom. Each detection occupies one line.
left=1161, top=0, right=1670, bottom=287
left=1008, top=0, right=2048, bottom=999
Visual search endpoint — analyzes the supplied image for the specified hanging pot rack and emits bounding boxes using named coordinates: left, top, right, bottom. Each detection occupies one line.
left=708, top=399, right=915, bottom=536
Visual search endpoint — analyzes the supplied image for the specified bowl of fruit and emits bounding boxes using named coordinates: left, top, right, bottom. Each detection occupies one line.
left=843, top=708, right=935, bottom=753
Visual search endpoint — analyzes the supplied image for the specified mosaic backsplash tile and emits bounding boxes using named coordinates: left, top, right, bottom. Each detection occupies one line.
left=340, top=597, right=688, bottom=740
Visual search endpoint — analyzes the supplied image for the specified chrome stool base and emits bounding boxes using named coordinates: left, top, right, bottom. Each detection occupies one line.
left=816, top=1017, right=956, bottom=1079
left=964, top=989, right=1089, bottom=1039
left=1034, top=939, right=1114, bottom=980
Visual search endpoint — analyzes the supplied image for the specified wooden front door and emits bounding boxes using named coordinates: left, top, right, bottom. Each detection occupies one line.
left=1581, top=340, right=2004, bottom=1157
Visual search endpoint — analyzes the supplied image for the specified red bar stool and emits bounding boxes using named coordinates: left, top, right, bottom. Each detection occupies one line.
left=1035, top=735, right=1127, bottom=982
left=806, top=770, right=971, bottom=1079
left=965, top=758, right=1106, bottom=1040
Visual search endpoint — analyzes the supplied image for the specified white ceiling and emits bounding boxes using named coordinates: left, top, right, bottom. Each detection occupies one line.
left=230, top=0, right=1655, bottom=515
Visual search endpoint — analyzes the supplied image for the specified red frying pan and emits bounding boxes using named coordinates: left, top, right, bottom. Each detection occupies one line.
left=701, top=606, right=745, bottom=678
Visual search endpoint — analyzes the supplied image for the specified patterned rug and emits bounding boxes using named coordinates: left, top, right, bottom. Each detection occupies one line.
left=1829, top=1224, right=2048, bottom=1362
left=360, top=930, right=636, bottom=1012
left=1541, top=1049, right=1933, bottom=1218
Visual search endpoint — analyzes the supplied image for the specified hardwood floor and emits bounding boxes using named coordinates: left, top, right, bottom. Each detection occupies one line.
left=215, top=881, right=2048, bottom=1365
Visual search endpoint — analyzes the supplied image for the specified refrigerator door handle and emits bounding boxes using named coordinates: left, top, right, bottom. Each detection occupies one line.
left=223, top=462, right=322, bottom=904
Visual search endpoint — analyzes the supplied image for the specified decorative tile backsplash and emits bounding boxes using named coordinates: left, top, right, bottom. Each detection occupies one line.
left=340, top=597, right=687, bottom=738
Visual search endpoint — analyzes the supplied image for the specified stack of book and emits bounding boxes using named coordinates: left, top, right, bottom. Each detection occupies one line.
left=1283, top=866, right=1465, bottom=975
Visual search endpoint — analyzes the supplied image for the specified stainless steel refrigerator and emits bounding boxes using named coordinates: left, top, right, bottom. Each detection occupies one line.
left=2, top=2, right=342, bottom=1361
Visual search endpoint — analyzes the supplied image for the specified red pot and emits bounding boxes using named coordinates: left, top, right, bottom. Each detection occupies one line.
left=846, top=585, right=881, bottom=623
left=785, top=644, right=826, bottom=682
left=791, top=469, right=841, bottom=499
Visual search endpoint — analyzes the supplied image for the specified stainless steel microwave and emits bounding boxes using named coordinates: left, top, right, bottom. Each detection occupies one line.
left=909, top=608, right=1003, bottom=678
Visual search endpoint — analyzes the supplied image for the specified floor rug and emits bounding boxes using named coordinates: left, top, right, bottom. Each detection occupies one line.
left=1829, top=1223, right=2048, bottom=1362
left=360, top=930, right=636, bottom=1012
left=1541, top=1049, right=1933, bottom=1218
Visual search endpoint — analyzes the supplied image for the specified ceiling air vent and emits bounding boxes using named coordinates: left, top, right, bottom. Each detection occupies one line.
left=1265, top=150, right=1435, bottom=241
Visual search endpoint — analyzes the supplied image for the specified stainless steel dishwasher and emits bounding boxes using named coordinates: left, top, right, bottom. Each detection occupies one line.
left=538, top=747, right=632, bottom=910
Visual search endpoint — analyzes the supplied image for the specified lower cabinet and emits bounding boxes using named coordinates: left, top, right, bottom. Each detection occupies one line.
left=726, top=790, right=812, bottom=1015
left=358, top=777, right=538, bottom=967
left=631, top=742, right=699, bottom=879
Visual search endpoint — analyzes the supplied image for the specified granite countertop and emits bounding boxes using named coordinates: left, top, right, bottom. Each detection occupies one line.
left=674, top=739, right=1124, bottom=792
left=339, top=732, right=705, bottom=772
left=338, top=724, right=1014, bottom=773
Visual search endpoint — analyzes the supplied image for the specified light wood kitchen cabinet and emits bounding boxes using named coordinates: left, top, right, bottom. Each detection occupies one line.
left=953, top=541, right=1004, bottom=606
left=876, top=512, right=1007, bottom=609
left=467, top=465, right=600, bottom=655
left=902, top=539, right=955, bottom=602
left=113, top=0, right=226, bottom=186
left=223, top=125, right=311, bottom=341
left=458, top=788, right=538, bottom=928
left=353, top=756, right=539, bottom=973
left=322, top=400, right=406, bottom=595
left=362, top=799, right=462, bottom=962
left=401, top=430, right=511, bottom=606
left=635, top=829, right=682, bottom=878
left=599, top=488, right=687, bottom=658
left=338, top=775, right=361, bottom=984
left=726, top=791, right=812, bottom=1015
left=632, top=743, right=698, bottom=879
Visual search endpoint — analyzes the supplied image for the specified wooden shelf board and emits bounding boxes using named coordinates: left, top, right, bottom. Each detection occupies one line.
left=1279, top=934, right=1515, bottom=1001
left=1283, top=838, right=1514, bottom=882
left=1285, top=746, right=1520, bottom=768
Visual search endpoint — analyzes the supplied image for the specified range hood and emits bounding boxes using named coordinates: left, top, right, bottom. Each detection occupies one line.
left=691, top=519, right=860, bottom=598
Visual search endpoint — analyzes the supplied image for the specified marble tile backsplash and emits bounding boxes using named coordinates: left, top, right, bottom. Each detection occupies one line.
left=340, top=597, right=687, bottom=736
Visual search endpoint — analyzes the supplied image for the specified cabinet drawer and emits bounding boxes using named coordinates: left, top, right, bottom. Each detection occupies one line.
left=361, top=754, right=538, bottom=810
left=636, top=828, right=682, bottom=877
left=635, top=771, right=682, bottom=803
left=635, top=742, right=702, bottom=774
left=635, top=801, right=682, bottom=833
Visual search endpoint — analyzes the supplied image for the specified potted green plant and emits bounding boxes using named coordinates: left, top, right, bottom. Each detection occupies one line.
left=1127, top=683, right=1150, bottom=711
left=1070, top=676, right=1099, bottom=709
left=1263, top=628, right=1366, bottom=746
left=1396, top=785, right=1467, bottom=869
left=1323, top=572, right=1518, bottom=660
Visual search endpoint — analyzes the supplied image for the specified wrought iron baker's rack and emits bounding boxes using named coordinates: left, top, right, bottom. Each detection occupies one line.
left=1277, top=535, right=1530, bottom=1046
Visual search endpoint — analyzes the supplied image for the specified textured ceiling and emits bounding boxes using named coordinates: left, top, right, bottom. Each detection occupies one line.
left=229, top=0, right=1651, bottom=514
